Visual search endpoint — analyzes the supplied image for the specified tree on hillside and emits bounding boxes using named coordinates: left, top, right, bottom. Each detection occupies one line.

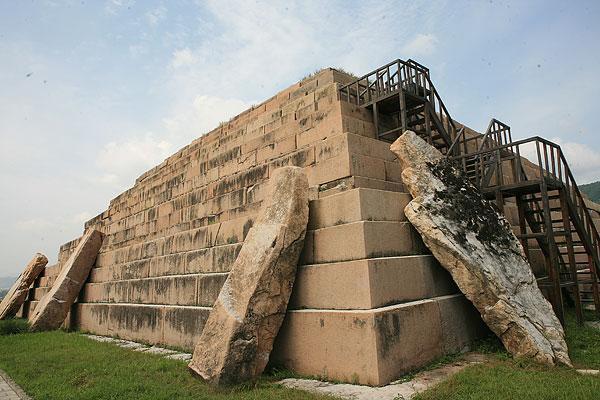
left=580, top=181, right=600, bottom=203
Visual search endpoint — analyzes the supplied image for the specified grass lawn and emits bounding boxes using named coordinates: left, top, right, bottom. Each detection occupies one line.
left=0, top=325, right=332, bottom=400
left=414, top=311, right=600, bottom=400
left=0, top=310, right=598, bottom=400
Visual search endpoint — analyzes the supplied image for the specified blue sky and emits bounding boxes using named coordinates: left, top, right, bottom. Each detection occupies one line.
left=1, top=0, right=599, bottom=275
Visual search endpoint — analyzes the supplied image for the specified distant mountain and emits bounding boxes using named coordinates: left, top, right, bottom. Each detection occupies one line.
left=581, top=181, right=600, bottom=203
left=0, top=276, right=17, bottom=290
left=0, top=289, right=7, bottom=300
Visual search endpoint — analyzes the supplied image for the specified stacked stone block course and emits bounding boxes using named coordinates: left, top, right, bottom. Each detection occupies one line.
left=17, top=68, right=484, bottom=385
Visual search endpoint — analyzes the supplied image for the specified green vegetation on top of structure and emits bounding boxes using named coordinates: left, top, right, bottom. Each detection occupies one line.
left=580, top=181, right=600, bottom=203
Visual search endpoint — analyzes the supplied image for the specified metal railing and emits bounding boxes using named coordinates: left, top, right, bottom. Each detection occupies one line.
left=338, top=58, right=458, bottom=152
left=451, top=136, right=600, bottom=278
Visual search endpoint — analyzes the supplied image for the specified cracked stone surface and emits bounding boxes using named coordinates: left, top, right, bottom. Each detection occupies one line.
left=29, top=230, right=103, bottom=331
left=189, top=166, right=309, bottom=386
left=390, top=131, right=571, bottom=367
left=0, top=253, right=48, bottom=320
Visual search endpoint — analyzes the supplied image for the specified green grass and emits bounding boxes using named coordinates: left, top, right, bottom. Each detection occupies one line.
left=0, top=324, right=333, bottom=400
left=414, top=311, right=600, bottom=400
left=1, top=311, right=599, bottom=400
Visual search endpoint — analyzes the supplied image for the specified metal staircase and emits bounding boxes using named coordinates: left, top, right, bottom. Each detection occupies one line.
left=339, top=58, right=600, bottom=324
left=338, top=59, right=458, bottom=154
left=451, top=131, right=600, bottom=324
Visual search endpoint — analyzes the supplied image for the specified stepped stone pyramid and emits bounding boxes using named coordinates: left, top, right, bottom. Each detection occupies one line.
left=17, top=68, right=486, bottom=386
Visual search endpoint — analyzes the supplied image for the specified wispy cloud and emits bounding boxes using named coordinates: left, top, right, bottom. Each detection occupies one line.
left=550, top=138, right=600, bottom=184
left=104, top=0, right=136, bottom=15
left=95, top=133, right=174, bottom=190
left=145, top=4, right=167, bottom=26
left=1, top=0, right=600, bottom=276
left=402, top=34, right=439, bottom=57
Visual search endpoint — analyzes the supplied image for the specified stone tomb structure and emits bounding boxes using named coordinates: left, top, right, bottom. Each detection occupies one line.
left=17, top=68, right=487, bottom=386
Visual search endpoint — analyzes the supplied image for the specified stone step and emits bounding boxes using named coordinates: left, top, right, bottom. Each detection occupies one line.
left=272, top=294, right=486, bottom=386
left=16, top=300, right=39, bottom=319
left=352, top=176, right=405, bottom=193
left=80, top=273, right=228, bottom=307
left=28, top=286, right=49, bottom=301
left=72, top=302, right=210, bottom=351
left=88, top=243, right=242, bottom=283
left=301, top=221, right=427, bottom=265
left=290, top=255, right=458, bottom=310
left=308, top=188, right=411, bottom=230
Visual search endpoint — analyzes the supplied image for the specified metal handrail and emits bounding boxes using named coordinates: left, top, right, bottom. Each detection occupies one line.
left=339, top=58, right=458, bottom=151
left=451, top=136, right=600, bottom=276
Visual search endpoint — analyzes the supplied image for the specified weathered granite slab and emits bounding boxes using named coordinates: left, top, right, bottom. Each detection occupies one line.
left=29, top=229, right=103, bottom=331
left=188, top=166, right=309, bottom=386
left=390, top=131, right=571, bottom=366
left=0, top=253, right=48, bottom=320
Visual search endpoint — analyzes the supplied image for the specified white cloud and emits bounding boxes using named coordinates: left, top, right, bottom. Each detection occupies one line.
left=145, top=5, right=167, bottom=26
left=128, top=43, right=148, bottom=58
left=401, top=33, right=439, bottom=57
left=15, top=218, right=54, bottom=232
left=95, top=134, right=173, bottom=189
left=90, top=94, right=250, bottom=193
left=72, top=211, right=93, bottom=225
left=163, top=95, right=251, bottom=141
left=506, top=138, right=600, bottom=185
left=550, top=138, right=600, bottom=184
left=104, top=0, right=136, bottom=15
left=170, top=48, right=195, bottom=68
left=164, top=1, right=424, bottom=102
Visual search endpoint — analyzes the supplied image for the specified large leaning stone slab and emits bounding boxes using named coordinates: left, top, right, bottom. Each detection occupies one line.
left=29, top=230, right=103, bottom=331
left=0, top=253, right=48, bottom=320
left=390, top=131, right=571, bottom=366
left=188, top=166, right=309, bottom=386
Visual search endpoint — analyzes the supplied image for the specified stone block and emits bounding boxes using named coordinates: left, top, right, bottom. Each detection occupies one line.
left=346, top=133, right=396, bottom=162
left=189, top=166, right=309, bottom=386
left=350, top=153, right=386, bottom=181
left=314, top=133, right=349, bottom=163
left=0, top=253, right=48, bottom=319
left=305, top=152, right=351, bottom=187
left=73, top=303, right=111, bottom=336
left=290, top=255, right=457, bottom=310
left=304, top=221, right=423, bottom=264
left=350, top=176, right=405, bottom=193
left=29, top=230, right=103, bottom=331
left=308, top=188, right=409, bottom=229
left=256, top=135, right=296, bottom=163
left=108, top=304, right=164, bottom=344
left=197, top=273, right=228, bottom=306
left=109, top=281, right=130, bottom=303
left=163, top=306, right=211, bottom=351
left=272, top=294, right=483, bottom=386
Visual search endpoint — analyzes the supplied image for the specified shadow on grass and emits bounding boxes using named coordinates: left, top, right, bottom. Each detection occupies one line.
left=0, top=318, right=29, bottom=336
